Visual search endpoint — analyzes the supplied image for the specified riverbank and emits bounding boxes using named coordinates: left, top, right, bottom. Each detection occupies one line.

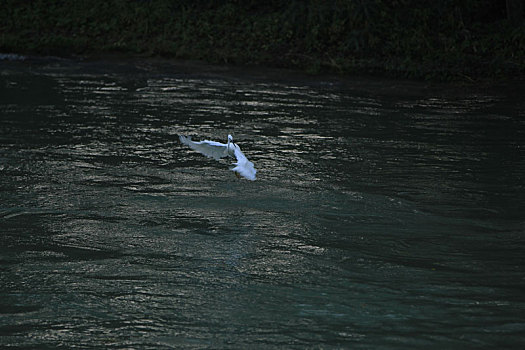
left=1, top=1, right=523, bottom=81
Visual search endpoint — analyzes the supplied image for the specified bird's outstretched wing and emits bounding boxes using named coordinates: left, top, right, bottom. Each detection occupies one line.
left=179, top=135, right=228, bottom=160
left=231, top=145, right=257, bottom=181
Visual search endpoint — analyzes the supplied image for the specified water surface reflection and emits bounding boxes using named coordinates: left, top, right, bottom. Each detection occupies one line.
left=1, top=58, right=524, bottom=348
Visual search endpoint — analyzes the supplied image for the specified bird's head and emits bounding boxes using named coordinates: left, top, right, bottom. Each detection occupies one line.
left=227, top=134, right=236, bottom=156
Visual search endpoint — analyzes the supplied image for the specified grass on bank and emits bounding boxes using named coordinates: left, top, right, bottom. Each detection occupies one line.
left=1, top=0, right=524, bottom=81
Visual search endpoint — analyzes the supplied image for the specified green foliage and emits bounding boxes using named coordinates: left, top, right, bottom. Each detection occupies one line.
left=0, top=0, right=523, bottom=81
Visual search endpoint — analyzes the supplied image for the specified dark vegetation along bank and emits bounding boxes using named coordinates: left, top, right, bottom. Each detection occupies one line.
left=1, top=0, right=524, bottom=81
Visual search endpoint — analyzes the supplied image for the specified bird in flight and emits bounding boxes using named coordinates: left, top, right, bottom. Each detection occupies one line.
left=179, top=134, right=257, bottom=181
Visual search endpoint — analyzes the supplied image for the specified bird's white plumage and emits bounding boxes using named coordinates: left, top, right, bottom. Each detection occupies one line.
left=179, top=134, right=257, bottom=181
left=231, top=145, right=257, bottom=181
left=179, top=135, right=231, bottom=160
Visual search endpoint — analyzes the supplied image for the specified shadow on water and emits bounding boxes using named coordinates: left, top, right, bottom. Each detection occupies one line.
left=1, top=56, right=524, bottom=348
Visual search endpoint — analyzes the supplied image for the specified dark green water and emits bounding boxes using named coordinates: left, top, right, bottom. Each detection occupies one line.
left=1, top=57, right=524, bottom=349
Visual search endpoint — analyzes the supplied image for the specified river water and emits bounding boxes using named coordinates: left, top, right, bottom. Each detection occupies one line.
left=1, top=56, right=524, bottom=349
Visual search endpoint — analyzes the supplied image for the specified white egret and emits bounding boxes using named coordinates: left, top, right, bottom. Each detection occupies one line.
left=179, top=134, right=257, bottom=181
